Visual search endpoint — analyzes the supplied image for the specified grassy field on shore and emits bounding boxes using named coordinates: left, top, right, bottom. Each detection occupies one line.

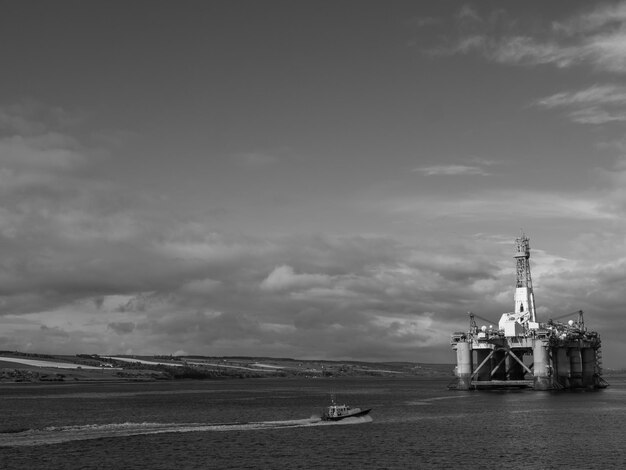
left=0, top=351, right=454, bottom=383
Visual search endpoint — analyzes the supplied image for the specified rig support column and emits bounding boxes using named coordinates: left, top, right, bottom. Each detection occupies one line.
left=581, top=348, right=596, bottom=388
left=556, top=348, right=571, bottom=389
left=455, top=341, right=472, bottom=390
left=533, top=340, right=551, bottom=390
left=570, top=348, right=583, bottom=388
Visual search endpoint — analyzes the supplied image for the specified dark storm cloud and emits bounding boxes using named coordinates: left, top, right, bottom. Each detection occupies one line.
left=39, top=325, right=69, bottom=338
left=108, top=322, right=136, bottom=335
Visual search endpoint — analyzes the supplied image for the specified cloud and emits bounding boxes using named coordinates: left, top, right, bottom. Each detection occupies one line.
left=537, top=84, right=626, bottom=107
left=431, top=32, right=578, bottom=69
left=457, top=5, right=483, bottom=24
left=412, top=164, right=490, bottom=176
left=260, top=265, right=332, bottom=292
left=487, top=37, right=579, bottom=68
left=425, top=3, right=626, bottom=128
left=382, top=189, right=615, bottom=222
left=0, top=102, right=135, bottom=250
left=0, top=209, right=623, bottom=364
left=568, top=107, right=626, bottom=124
left=0, top=101, right=85, bottom=136
left=0, top=102, right=624, bottom=365
left=0, top=214, right=513, bottom=361
left=180, top=278, right=222, bottom=295
left=108, top=321, right=136, bottom=335
left=553, top=2, right=626, bottom=34
left=429, top=2, right=626, bottom=73
left=535, top=84, right=626, bottom=124
left=1, top=133, right=84, bottom=170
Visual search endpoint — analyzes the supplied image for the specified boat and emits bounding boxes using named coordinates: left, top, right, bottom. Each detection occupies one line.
left=321, top=395, right=371, bottom=421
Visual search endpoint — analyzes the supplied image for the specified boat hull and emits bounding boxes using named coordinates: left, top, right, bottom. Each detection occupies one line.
left=321, top=408, right=372, bottom=421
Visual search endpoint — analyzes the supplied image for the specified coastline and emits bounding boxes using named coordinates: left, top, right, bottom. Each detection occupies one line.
left=0, top=352, right=454, bottom=383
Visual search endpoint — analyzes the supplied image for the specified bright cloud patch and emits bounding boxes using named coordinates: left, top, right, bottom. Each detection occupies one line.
left=536, top=84, right=626, bottom=124
left=260, top=265, right=331, bottom=292
left=413, top=164, right=490, bottom=176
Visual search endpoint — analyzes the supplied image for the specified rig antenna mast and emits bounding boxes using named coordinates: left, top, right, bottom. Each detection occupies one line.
left=514, top=233, right=536, bottom=322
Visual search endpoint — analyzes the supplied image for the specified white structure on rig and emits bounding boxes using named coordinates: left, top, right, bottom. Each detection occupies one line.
left=450, top=234, right=606, bottom=390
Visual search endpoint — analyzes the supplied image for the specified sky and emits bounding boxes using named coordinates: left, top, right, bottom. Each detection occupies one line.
left=1, top=1, right=626, bottom=367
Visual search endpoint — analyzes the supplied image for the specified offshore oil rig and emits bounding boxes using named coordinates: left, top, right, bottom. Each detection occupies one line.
left=450, top=234, right=607, bottom=390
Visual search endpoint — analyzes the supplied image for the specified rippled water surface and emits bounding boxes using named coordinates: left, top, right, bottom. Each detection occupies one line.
left=1, top=376, right=625, bottom=469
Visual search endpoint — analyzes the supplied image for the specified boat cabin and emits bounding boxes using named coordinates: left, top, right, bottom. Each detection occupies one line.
left=326, top=404, right=351, bottom=418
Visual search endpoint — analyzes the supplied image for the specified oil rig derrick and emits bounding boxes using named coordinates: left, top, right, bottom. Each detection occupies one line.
left=450, top=234, right=607, bottom=391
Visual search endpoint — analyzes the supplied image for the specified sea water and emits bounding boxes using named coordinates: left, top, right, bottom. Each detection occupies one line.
left=1, top=375, right=625, bottom=469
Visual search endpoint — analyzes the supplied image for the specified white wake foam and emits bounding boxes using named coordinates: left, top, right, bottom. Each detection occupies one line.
left=0, top=416, right=371, bottom=447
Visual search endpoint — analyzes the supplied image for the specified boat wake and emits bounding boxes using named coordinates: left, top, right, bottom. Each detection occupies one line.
left=0, top=416, right=372, bottom=447
left=406, top=395, right=473, bottom=406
